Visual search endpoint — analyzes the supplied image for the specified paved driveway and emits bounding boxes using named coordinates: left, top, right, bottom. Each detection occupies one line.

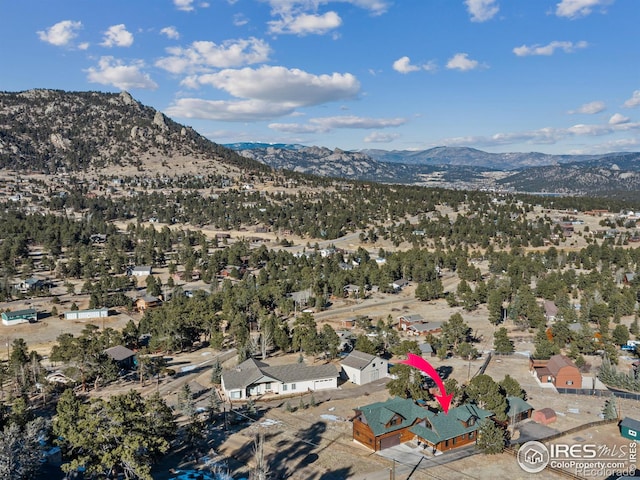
left=515, top=421, right=560, bottom=444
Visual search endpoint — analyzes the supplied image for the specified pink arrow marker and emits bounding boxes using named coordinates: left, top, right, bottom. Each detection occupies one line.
left=398, top=352, right=453, bottom=414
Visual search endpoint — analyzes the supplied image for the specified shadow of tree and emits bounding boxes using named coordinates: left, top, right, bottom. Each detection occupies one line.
left=267, top=420, right=327, bottom=479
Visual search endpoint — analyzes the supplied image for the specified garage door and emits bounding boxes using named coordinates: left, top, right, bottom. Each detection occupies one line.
left=380, top=434, right=401, bottom=450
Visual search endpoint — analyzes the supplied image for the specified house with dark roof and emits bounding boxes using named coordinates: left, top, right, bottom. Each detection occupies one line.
left=397, top=314, right=424, bottom=331
left=340, top=350, right=388, bottom=385
left=410, top=404, right=494, bottom=453
left=14, top=277, right=49, bottom=294
left=221, top=358, right=338, bottom=400
left=104, top=345, right=136, bottom=370
left=530, top=354, right=581, bottom=389
left=2, top=308, right=38, bottom=326
left=543, top=300, right=559, bottom=322
left=391, top=279, right=410, bottom=291
left=352, top=397, right=429, bottom=451
left=135, top=295, right=162, bottom=311
left=407, top=322, right=443, bottom=336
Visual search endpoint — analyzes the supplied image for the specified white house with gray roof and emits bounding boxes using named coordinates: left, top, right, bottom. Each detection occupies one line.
left=221, top=358, right=338, bottom=400
left=340, top=350, right=388, bottom=385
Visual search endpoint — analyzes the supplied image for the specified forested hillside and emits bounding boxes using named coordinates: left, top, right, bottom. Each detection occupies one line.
left=0, top=89, right=263, bottom=173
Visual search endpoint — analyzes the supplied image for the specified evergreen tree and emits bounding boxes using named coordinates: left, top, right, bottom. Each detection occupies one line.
left=210, top=359, right=223, bottom=385
left=487, top=290, right=504, bottom=325
left=602, top=398, right=618, bottom=420
left=464, top=374, right=508, bottom=421
left=493, top=327, right=514, bottom=354
left=354, top=334, right=377, bottom=355
left=0, top=417, right=49, bottom=479
left=441, top=313, right=471, bottom=350
left=612, top=324, right=630, bottom=346
left=499, top=374, right=526, bottom=399
left=630, top=316, right=639, bottom=337
left=533, top=328, right=560, bottom=359
left=476, top=419, right=507, bottom=454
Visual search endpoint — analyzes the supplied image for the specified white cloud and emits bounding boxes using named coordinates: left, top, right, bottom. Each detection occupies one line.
left=270, top=115, right=406, bottom=133
left=78, top=42, right=90, bottom=50
left=513, top=40, right=588, bottom=56
left=261, top=0, right=389, bottom=36
left=165, top=98, right=295, bottom=121
left=166, top=66, right=361, bottom=122
left=346, top=0, right=391, bottom=15
left=465, top=0, right=499, bottom=22
left=37, top=20, right=82, bottom=47
left=392, top=56, right=437, bottom=74
left=608, top=113, right=630, bottom=125
left=190, top=66, right=360, bottom=106
left=173, top=0, right=210, bottom=10
left=86, top=56, right=158, bottom=90
left=441, top=119, right=640, bottom=149
left=174, top=0, right=195, bottom=11
left=446, top=53, right=483, bottom=71
left=364, top=132, right=401, bottom=143
left=392, top=57, right=420, bottom=74
left=156, top=38, right=271, bottom=74
left=268, top=122, right=323, bottom=134
left=233, top=14, right=249, bottom=26
left=568, top=100, right=606, bottom=114
left=623, top=90, right=640, bottom=108
left=101, top=24, right=134, bottom=48
left=555, top=0, right=614, bottom=19
left=262, top=0, right=390, bottom=16
left=160, top=26, right=180, bottom=40
left=268, top=11, right=342, bottom=35
left=569, top=138, right=640, bottom=154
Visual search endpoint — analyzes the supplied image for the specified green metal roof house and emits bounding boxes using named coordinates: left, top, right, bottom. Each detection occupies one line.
left=506, top=396, right=534, bottom=424
left=2, top=308, right=38, bottom=326
left=410, top=404, right=494, bottom=452
left=353, top=397, right=430, bottom=451
left=620, top=417, right=640, bottom=441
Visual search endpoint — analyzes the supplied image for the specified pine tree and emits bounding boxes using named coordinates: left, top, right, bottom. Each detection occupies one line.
left=476, top=419, right=507, bottom=454
left=493, top=327, right=514, bottom=354
left=246, top=398, right=257, bottom=418
left=210, top=360, right=223, bottom=385
left=630, top=316, right=639, bottom=337
left=602, top=398, right=618, bottom=420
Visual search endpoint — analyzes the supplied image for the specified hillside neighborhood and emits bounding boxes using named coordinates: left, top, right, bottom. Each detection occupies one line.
left=0, top=90, right=639, bottom=480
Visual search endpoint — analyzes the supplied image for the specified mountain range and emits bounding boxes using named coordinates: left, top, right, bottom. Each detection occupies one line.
left=227, top=142, right=640, bottom=198
left=1, top=89, right=639, bottom=199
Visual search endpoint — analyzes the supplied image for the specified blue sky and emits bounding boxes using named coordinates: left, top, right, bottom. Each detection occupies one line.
left=1, top=0, right=639, bottom=154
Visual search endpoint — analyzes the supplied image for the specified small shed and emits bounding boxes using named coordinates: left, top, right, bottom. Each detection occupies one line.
left=532, top=408, right=557, bottom=425
left=620, top=417, right=640, bottom=441
left=420, top=343, right=435, bottom=357
left=341, top=318, right=356, bottom=329
left=506, top=396, right=534, bottom=423
left=130, top=265, right=152, bottom=277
